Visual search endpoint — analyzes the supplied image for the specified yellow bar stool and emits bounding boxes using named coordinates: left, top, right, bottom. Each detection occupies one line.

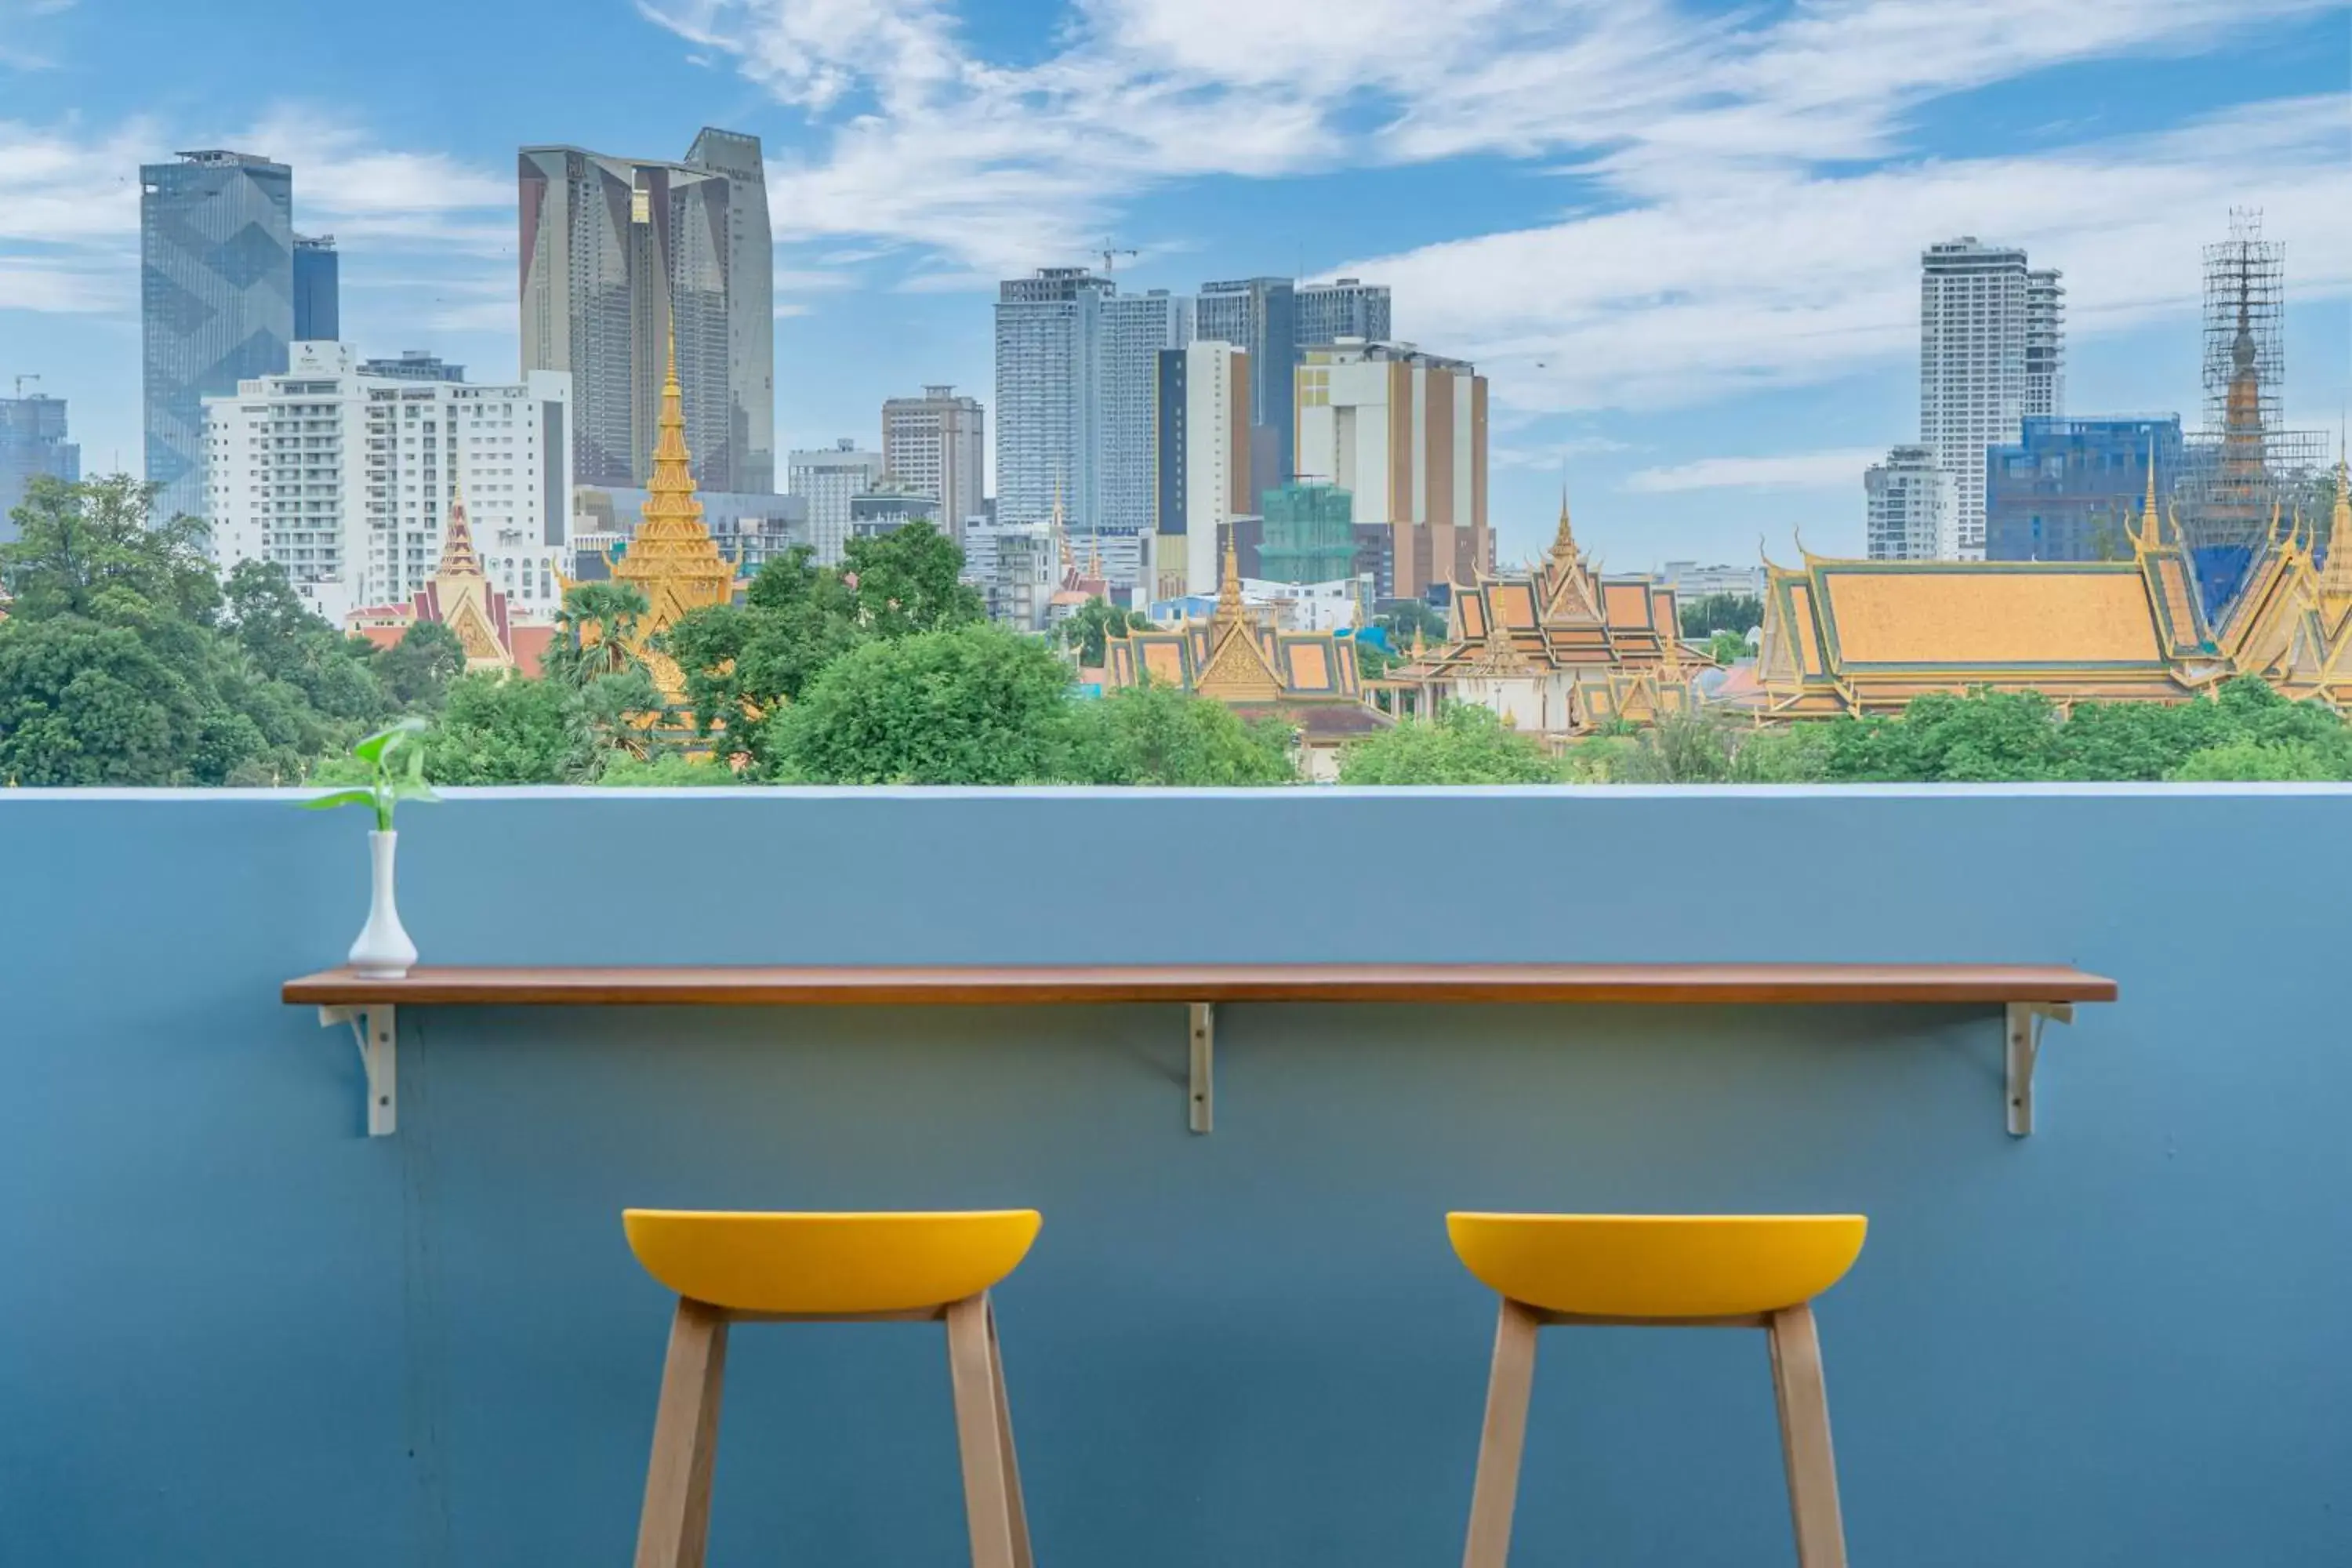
left=1446, top=1213, right=1868, bottom=1568
left=622, top=1208, right=1043, bottom=1568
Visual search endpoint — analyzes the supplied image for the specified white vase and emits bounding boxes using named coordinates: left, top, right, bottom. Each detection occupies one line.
left=347, top=829, right=419, bottom=979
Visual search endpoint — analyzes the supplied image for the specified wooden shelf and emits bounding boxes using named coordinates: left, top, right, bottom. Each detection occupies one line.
left=284, top=962, right=2114, bottom=1010
left=285, top=962, right=2115, bottom=1140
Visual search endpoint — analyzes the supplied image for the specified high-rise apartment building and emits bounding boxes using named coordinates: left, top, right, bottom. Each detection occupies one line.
left=1864, top=445, right=1951, bottom=561
left=1152, top=340, right=1252, bottom=599
left=518, top=129, right=773, bottom=495
left=141, top=151, right=295, bottom=523
left=1295, top=339, right=1489, bottom=599
left=1919, top=238, right=2064, bottom=558
left=787, top=440, right=886, bottom=565
left=881, top=385, right=985, bottom=537
left=361, top=350, right=465, bottom=383
left=1296, top=279, right=1391, bottom=347
left=292, top=234, right=339, bottom=343
left=995, top=267, right=1113, bottom=533
left=0, top=393, right=81, bottom=541
left=1196, top=277, right=1297, bottom=506
left=1101, top=291, right=1192, bottom=543
left=203, top=342, right=574, bottom=625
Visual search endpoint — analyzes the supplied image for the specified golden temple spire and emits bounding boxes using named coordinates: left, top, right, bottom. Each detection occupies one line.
left=435, top=453, right=481, bottom=579
left=610, top=318, right=735, bottom=701
left=1215, top=528, right=1245, bottom=623
left=2320, top=458, right=2352, bottom=601
left=1550, top=485, right=1578, bottom=562
left=2138, top=434, right=2161, bottom=545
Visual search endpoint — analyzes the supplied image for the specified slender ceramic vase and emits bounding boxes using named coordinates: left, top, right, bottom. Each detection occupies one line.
left=347, top=829, right=418, bottom=978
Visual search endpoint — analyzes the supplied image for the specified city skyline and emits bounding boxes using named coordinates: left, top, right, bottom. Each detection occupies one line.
left=2, top=0, right=2347, bottom=572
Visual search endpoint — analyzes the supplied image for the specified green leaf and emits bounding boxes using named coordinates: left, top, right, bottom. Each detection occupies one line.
left=390, top=780, right=440, bottom=804
left=301, top=789, right=377, bottom=811
left=352, top=728, right=396, bottom=765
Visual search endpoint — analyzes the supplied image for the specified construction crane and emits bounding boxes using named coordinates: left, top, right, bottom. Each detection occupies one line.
left=1097, top=240, right=1138, bottom=276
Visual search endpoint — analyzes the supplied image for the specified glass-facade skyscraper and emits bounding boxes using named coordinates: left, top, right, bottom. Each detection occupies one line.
left=1, top=394, right=81, bottom=543
left=518, top=129, right=774, bottom=495
left=292, top=234, right=339, bottom=342
left=1197, top=277, right=1298, bottom=510
left=140, top=150, right=295, bottom=523
left=1985, top=416, right=2183, bottom=563
left=995, top=267, right=1112, bottom=533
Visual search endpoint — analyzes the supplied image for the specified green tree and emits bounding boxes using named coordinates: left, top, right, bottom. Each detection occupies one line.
left=0, top=617, right=204, bottom=784
left=373, top=621, right=466, bottom=711
left=840, top=521, right=985, bottom=638
left=1059, top=681, right=1296, bottom=785
left=1706, top=629, right=1750, bottom=665
left=1375, top=601, right=1450, bottom=648
left=1, top=474, right=220, bottom=626
left=1056, top=596, right=1154, bottom=667
left=422, top=672, right=592, bottom=784
left=2169, top=737, right=2351, bottom=781
left=667, top=548, right=865, bottom=767
left=543, top=581, right=653, bottom=686
left=1679, top=593, right=1763, bottom=638
left=593, top=752, right=746, bottom=786
left=219, top=559, right=386, bottom=722
left=1338, top=703, right=1563, bottom=785
left=773, top=622, right=1075, bottom=784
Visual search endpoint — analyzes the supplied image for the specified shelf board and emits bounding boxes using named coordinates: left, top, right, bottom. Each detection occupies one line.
left=286, top=961, right=2114, bottom=1009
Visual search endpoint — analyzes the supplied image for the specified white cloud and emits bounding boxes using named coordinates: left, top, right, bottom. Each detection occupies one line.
left=641, top=0, right=2339, bottom=282
left=1624, top=449, right=1886, bottom=493
left=1353, top=95, right=2352, bottom=413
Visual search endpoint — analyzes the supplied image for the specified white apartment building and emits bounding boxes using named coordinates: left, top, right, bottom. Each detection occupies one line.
left=1920, top=238, right=2064, bottom=558
left=880, top=386, right=985, bottom=540
left=1864, top=445, right=1953, bottom=561
left=1099, top=290, right=1192, bottom=543
left=1153, top=339, right=1251, bottom=599
left=960, top=517, right=1059, bottom=631
left=1658, top=561, right=1768, bottom=601
left=786, top=439, right=885, bottom=564
left=204, top=342, right=573, bottom=626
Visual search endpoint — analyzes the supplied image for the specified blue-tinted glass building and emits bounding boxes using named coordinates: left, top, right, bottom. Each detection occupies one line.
left=1985, top=416, right=2183, bottom=563
left=292, top=234, right=339, bottom=343
left=140, top=151, right=294, bottom=522
left=1, top=394, right=82, bottom=543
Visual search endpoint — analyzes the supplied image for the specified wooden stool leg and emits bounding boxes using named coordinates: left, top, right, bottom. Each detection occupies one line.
left=1461, top=1298, right=1542, bottom=1568
left=947, top=1293, right=1020, bottom=1568
left=985, top=1297, right=1035, bottom=1568
left=1767, top=1303, right=1849, bottom=1568
left=634, top=1297, right=731, bottom=1568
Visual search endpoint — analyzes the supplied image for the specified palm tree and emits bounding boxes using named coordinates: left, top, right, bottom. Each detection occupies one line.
left=547, top=581, right=652, bottom=687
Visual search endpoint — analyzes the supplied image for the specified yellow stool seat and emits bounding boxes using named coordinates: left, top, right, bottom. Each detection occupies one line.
left=623, top=1209, right=1042, bottom=1315
left=1446, top=1214, right=1866, bottom=1319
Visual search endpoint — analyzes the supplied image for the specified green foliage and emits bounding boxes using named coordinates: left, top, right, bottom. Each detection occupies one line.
left=1059, top=680, right=1297, bottom=785
left=372, top=620, right=466, bottom=711
left=1338, top=704, right=1564, bottom=784
left=2, top=474, right=221, bottom=626
left=1679, top=593, right=1763, bottom=638
left=2168, top=738, right=2351, bottom=782
left=543, top=581, right=653, bottom=688
left=303, top=718, right=436, bottom=831
left=422, top=672, right=594, bottom=784
left=1375, top=601, right=1450, bottom=647
left=1706, top=629, right=1750, bottom=666
left=840, top=521, right=986, bottom=639
left=1056, top=596, right=1154, bottom=667
left=772, top=622, right=1076, bottom=784
left=593, top=753, right=746, bottom=786
left=668, top=548, right=864, bottom=767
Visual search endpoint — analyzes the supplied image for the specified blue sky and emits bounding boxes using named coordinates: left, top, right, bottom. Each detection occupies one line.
left=2, top=0, right=2346, bottom=569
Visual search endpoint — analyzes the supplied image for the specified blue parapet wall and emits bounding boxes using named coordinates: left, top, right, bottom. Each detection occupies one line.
left=2, top=787, right=2346, bottom=1566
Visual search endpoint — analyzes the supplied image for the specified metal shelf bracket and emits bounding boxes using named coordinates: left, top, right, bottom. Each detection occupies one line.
left=2005, top=1001, right=2073, bottom=1138
left=1189, top=1002, right=1215, bottom=1134
left=319, top=1004, right=397, bottom=1137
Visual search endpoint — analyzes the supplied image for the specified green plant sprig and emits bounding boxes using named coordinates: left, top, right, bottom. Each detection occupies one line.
left=304, top=718, right=438, bottom=832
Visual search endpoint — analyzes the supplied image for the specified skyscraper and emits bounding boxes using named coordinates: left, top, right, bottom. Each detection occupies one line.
left=1152, top=339, right=1252, bottom=599
left=292, top=234, right=339, bottom=343
left=995, top=267, right=1112, bottom=532
left=1984, top=417, right=2181, bottom=563
left=1919, top=238, right=2064, bottom=558
left=141, top=150, right=295, bottom=523
left=881, top=385, right=985, bottom=537
left=1864, top=445, right=1951, bottom=561
left=1100, top=290, right=1192, bottom=539
left=1196, top=278, right=1297, bottom=506
left=517, top=129, right=772, bottom=495
left=1295, top=279, right=1390, bottom=347
left=1295, top=339, right=1489, bottom=599
left=788, top=440, right=886, bottom=565
left=0, top=393, right=81, bottom=542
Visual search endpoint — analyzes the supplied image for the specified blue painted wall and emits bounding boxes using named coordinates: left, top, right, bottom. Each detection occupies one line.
left=2, top=788, right=2346, bottom=1566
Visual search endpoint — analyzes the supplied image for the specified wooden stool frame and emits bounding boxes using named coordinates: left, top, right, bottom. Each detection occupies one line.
left=634, top=1290, right=1031, bottom=1568
left=1462, top=1299, right=1847, bottom=1568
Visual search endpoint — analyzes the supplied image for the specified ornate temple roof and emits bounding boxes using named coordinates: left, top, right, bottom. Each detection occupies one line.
left=347, top=477, right=551, bottom=676
left=608, top=331, right=735, bottom=698
left=1102, top=539, right=1389, bottom=743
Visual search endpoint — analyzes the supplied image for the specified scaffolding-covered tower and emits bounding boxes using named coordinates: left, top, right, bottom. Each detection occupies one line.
left=2177, top=209, right=2325, bottom=610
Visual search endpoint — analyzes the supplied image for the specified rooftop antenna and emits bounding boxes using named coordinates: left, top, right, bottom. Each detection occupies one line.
left=1097, top=239, right=1138, bottom=276
left=11, top=375, right=38, bottom=398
